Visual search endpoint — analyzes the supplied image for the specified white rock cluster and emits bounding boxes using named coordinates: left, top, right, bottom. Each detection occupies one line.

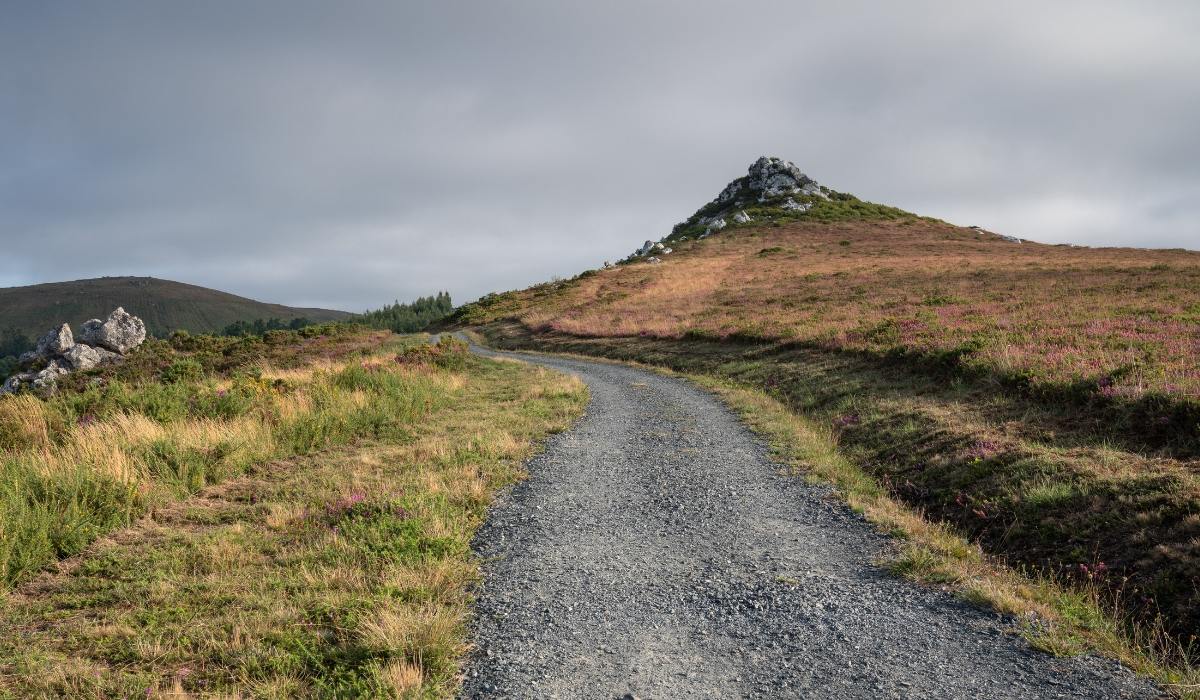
left=781, top=197, right=812, bottom=212
left=700, top=218, right=727, bottom=239
left=968, top=226, right=1022, bottom=243
left=1, top=308, right=147, bottom=396
left=633, top=240, right=673, bottom=261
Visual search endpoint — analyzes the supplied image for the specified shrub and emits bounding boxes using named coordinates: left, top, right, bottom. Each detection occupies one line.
left=395, top=336, right=470, bottom=371
left=161, top=358, right=204, bottom=384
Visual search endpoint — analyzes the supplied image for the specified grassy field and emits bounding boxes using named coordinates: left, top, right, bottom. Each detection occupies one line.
left=0, top=276, right=351, bottom=340
left=453, top=213, right=1200, bottom=675
left=0, top=327, right=586, bottom=696
left=0, top=323, right=388, bottom=588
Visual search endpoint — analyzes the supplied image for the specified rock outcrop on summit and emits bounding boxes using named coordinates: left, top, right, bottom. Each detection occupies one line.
left=618, top=155, right=1019, bottom=264
left=625, top=156, right=831, bottom=260
left=721, top=156, right=825, bottom=203
left=0, top=307, right=147, bottom=396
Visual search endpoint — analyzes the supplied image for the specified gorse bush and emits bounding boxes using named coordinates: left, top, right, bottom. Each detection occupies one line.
left=395, top=335, right=470, bottom=371
left=160, top=358, right=204, bottom=384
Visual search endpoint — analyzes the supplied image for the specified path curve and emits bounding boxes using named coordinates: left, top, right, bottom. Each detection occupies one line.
left=460, top=344, right=1158, bottom=699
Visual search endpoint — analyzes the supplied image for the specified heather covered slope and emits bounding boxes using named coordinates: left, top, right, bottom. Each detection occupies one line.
left=461, top=219, right=1200, bottom=410
left=452, top=159, right=1200, bottom=652
left=0, top=276, right=351, bottom=340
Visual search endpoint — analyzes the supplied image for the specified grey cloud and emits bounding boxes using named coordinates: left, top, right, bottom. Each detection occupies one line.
left=2, top=1, right=1198, bottom=310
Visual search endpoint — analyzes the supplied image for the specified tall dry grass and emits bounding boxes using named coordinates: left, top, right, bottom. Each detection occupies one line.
left=0, top=343, right=460, bottom=590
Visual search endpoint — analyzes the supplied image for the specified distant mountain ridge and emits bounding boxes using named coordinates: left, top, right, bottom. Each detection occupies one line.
left=0, top=276, right=352, bottom=341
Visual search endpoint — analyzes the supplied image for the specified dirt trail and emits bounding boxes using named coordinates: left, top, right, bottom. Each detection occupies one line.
left=460, top=345, right=1158, bottom=699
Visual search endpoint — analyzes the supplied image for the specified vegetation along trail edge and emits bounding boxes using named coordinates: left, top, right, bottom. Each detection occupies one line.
left=456, top=337, right=1159, bottom=699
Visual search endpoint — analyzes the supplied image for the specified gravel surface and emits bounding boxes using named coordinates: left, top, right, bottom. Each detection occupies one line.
left=460, top=345, right=1161, bottom=699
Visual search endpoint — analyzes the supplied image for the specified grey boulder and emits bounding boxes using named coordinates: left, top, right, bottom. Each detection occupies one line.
left=782, top=197, right=812, bottom=212
left=634, top=240, right=667, bottom=258
left=61, top=343, right=117, bottom=372
left=78, top=319, right=104, bottom=346
left=747, top=156, right=817, bottom=198
left=88, top=307, right=147, bottom=354
left=1, top=308, right=147, bottom=396
left=799, top=181, right=826, bottom=198
left=94, top=346, right=123, bottom=364
left=30, top=362, right=69, bottom=393
left=717, top=178, right=744, bottom=204
left=35, top=324, right=73, bottom=358
left=0, top=373, right=24, bottom=395
left=701, top=218, right=727, bottom=238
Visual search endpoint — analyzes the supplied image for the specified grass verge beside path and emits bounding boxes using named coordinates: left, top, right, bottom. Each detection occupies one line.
left=465, top=325, right=1199, bottom=697
left=0, top=350, right=586, bottom=698
left=694, top=376, right=1198, bottom=696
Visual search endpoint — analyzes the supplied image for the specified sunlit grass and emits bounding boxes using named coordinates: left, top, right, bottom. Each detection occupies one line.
left=459, top=220, right=1200, bottom=402
left=0, top=332, right=436, bottom=590
left=0, top=345, right=588, bottom=698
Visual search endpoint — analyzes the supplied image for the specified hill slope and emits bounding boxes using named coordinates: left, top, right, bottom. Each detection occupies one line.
left=455, top=157, right=1200, bottom=649
left=0, top=276, right=352, bottom=341
left=463, top=157, right=1200, bottom=403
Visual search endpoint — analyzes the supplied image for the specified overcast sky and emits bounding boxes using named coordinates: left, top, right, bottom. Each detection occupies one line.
left=2, top=2, right=1198, bottom=311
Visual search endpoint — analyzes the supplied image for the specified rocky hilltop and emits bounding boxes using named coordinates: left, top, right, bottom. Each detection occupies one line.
left=628, top=154, right=825, bottom=260
left=621, top=156, right=1023, bottom=262
left=625, top=156, right=841, bottom=261
left=717, top=156, right=825, bottom=204
left=624, top=158, right=820, bottom=262
left=1, top=307, right=147, bottom=395
left=674, top=156, right=836, bottom=240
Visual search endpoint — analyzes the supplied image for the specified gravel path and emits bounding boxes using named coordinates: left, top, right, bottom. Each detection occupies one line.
left=460, top=345, right=1160, bottom=699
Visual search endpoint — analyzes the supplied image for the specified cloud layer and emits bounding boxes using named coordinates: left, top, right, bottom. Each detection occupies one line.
left=3, top=1, right=1198, bottom=310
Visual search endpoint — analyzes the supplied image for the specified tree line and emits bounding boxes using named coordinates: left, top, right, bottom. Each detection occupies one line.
left=355, top=292, right=453, bottom=333
left=220, top=317, right=315, bottom=337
